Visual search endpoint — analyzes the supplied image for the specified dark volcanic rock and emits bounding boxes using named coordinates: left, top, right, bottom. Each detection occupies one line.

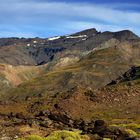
left=108, top=66, right=140, bottom=85
left=48, top=113, right=71, bottom=125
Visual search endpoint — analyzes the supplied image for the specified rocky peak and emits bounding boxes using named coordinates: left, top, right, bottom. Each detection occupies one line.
left=114, top=30, right=140, bottom=41
left=72, top=28, right=98, bottom=37
left=101, top=30, right=139, bottom=41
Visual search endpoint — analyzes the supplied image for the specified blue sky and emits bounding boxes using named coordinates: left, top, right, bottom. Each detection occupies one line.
left=0, top=0, right=140, bottom=37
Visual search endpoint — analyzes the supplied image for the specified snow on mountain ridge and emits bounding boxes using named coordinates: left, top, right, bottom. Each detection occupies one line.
left=66, top=35, right=87, bottom=39
left=48, top=36, right=61, bottom=41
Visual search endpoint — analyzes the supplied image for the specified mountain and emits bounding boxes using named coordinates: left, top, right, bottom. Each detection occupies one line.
left=0, top=28, right=140, bottom=139
left=0, top=29, right=139, bottom=66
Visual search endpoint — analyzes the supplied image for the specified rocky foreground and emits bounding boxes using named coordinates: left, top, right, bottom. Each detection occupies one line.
left=0, top=109, right=140, bottom=140
left=0, top=66, right=140, bottom=140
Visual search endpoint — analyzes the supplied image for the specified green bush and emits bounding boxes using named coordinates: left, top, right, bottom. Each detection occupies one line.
left=103, top=138, right=111, bottom=140
left=17, top=130, right=89, bottom=140
left=45, top=130, right=88, bottom=140
left=17, top=135, right=45, bottom=140
left=119, top=123, right=140, bottom=130
left=125, top=129, right=137, bottom=137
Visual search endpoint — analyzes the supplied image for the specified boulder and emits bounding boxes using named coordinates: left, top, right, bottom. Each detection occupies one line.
left=48, top=113, right=70, bottom=125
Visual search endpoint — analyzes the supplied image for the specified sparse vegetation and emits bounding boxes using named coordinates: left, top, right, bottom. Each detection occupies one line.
left=17, top=130, right=89, bottom=140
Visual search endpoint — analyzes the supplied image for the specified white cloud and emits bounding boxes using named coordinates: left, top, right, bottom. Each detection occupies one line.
left=0, top=0, right=140, bottom=37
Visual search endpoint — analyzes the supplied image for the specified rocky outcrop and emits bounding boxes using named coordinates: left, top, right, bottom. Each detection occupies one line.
left=108, top=66, right=140, bottom=85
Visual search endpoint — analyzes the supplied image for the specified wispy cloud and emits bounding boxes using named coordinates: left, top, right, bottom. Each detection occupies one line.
left=0, top=0, right=140, bottom=37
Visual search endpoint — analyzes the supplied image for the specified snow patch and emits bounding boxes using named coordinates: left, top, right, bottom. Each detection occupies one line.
left=33, top=41, right=38, bottom=43
left=48, top=36, right=60, bottom=41
left=47, top=34, right=87, bottom=41
left=82, top=38, right=87, bottom=41
left=66, top=35, right=87, bottom=39
left=27, top=44, right=31, bottom=47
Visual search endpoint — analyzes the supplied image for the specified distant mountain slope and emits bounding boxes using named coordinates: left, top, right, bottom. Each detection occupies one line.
left=2, top=38, right=140, bottom=100
left=0, top=28, right=139, bottom=94
left=0, top=29, right=139, bottom=66
left=0, top=63, right=47, bottom=89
